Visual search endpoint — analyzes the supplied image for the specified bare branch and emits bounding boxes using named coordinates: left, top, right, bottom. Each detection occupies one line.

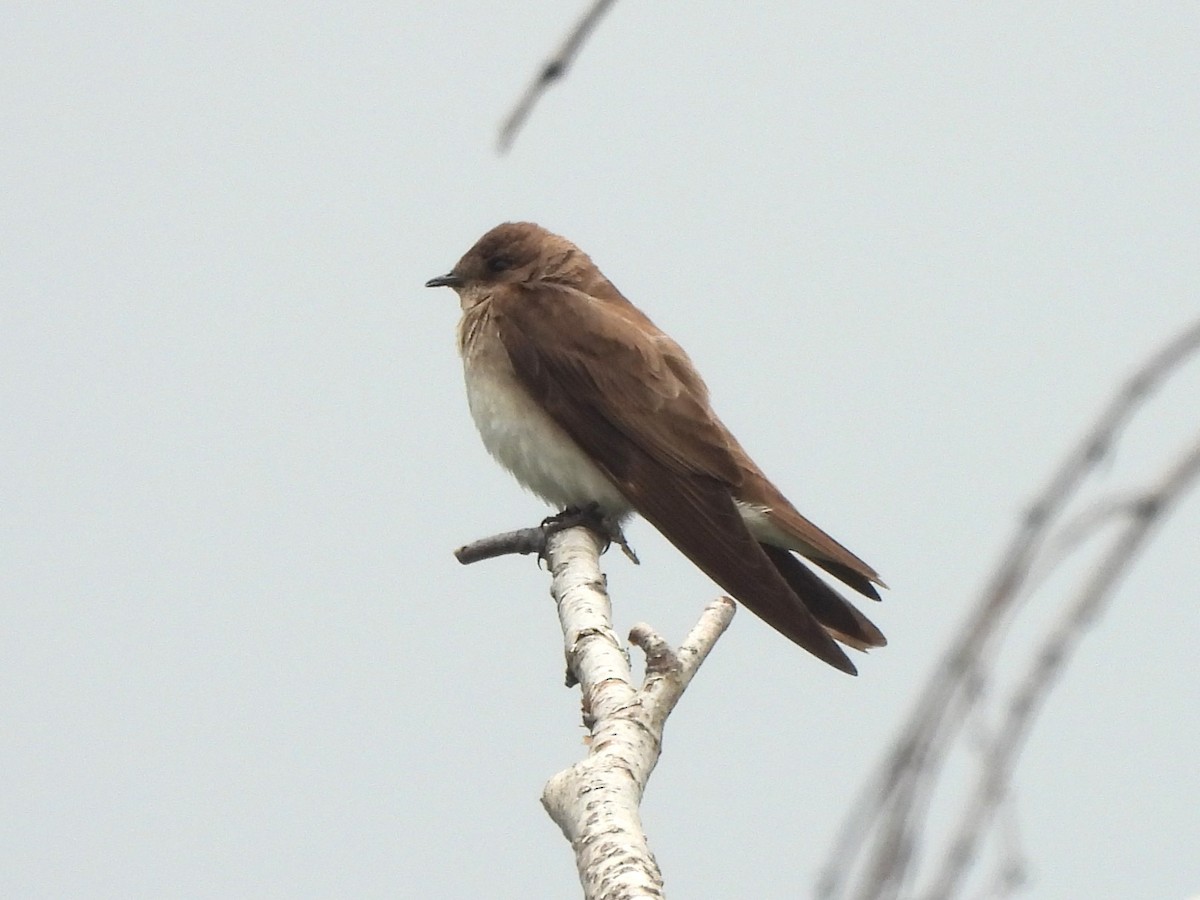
left=454, top=526, right=547, bottom=564
left=817, top=316, right=1200, bottom=899
left=631, top=596, right=736, bottom=713
left=497, top=0, right=618, bottom=153
left=925, top=437, right=1200, bottom=900
left=537, top=527, right=735, bottom=899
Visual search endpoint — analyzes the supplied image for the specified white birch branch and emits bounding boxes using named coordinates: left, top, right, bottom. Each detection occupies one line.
left=538, top=525, right=735, bottom=900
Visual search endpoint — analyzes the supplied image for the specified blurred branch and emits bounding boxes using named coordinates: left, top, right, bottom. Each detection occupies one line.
left=817, top=316, right=1200, bottom=900
left=497, top=0, right=617, bottom=153
left=926, top=437, right=1200, bottom=899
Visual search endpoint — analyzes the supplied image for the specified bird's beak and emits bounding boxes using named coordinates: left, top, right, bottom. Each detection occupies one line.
left=424, top=272, right=463, bottom=288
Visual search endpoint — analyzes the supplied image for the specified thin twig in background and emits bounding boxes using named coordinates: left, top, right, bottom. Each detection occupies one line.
left=497, top=0, right=617, bottom=153
left=926, top=437, right=1200, bottom=900
left=816, top=316, right=1200, bottom=900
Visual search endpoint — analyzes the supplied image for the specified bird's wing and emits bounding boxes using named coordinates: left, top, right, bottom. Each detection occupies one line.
left=493, top=286, right=857, bottom=672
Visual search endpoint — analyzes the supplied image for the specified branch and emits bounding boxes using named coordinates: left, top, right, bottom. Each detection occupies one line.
left=497, top=0, right=618, bottom=153
left=454, top=526, right=547, bottom=564
left=816, top=316, right=1200, bottom=899
left=452, top=521, right=734, bottom=896
left=924, top=437, right=1200, bottom=900
left=525, top=526, right=735, bottom=899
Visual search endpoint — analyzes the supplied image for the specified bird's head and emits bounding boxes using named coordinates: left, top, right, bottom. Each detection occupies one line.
left=425, top=222, right=598, bottom=301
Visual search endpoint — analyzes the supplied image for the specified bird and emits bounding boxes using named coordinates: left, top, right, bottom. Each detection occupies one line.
left=425, top=222, right=887, bottom=673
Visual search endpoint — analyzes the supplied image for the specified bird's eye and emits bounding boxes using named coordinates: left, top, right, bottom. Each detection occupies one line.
left=486, top=255, right=514, bottom=273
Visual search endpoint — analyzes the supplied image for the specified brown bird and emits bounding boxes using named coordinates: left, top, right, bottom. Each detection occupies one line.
left=426, top=222, right=887, bottom=673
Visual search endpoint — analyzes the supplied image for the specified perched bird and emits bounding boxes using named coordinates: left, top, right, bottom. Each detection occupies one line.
left=426, top=222, right=887, bottom=673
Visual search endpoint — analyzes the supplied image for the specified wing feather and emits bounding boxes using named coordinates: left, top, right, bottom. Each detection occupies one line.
left=493, top=286, right=858, bottom=672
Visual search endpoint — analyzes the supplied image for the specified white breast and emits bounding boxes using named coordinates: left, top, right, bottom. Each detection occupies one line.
left=462, top=340, right=632, bottom=517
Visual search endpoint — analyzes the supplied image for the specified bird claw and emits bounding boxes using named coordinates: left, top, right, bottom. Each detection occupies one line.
left=542, top=503, right=640, bottom=565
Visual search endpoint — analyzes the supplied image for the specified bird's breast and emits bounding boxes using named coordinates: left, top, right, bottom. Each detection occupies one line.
left=460, top=313, right=631, bottom=516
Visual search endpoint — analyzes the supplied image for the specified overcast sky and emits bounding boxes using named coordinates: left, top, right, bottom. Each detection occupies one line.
left=3, top=3, right=1198, bottom=898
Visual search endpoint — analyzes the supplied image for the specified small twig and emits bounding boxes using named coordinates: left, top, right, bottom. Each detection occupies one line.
left=497, top=0, right=618, bottom=153
left=454, top=526, right=547, bottom=564
left=630, top=598, right=736, bottom=699
left=455, top=506, right=640, bottom=566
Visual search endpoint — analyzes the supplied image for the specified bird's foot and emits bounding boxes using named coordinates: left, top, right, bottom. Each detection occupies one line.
left=542, top=503, right=640, bottom=565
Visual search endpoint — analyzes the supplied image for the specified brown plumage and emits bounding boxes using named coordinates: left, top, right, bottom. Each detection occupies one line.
left=426, top=222, right=887, bottom=673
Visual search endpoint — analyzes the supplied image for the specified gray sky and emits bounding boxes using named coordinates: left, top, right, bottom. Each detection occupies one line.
left=3, top=3, right=1198, bottom=898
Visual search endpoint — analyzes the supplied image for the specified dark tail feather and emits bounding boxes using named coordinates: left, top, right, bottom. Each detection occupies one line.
left=618, top=466, right=857, bottom=673
left=762, top=544, right=887, bottom=651
left=810, top=557, right=884, bottom=601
